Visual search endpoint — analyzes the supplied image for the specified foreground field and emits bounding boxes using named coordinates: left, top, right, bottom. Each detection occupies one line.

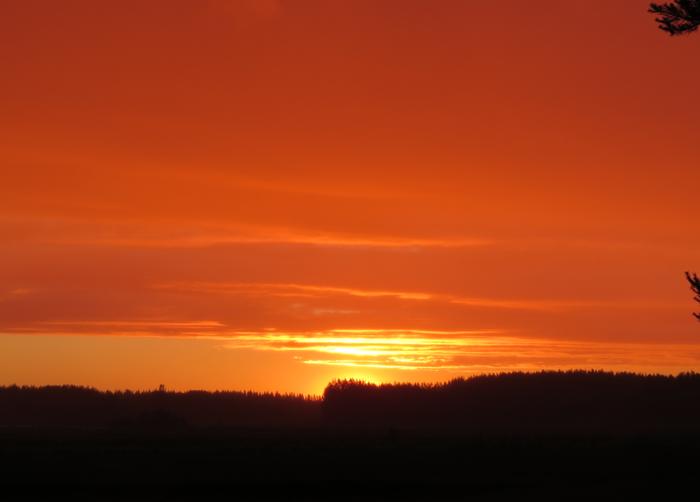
left=3, top=371, right=700, bottom=500
left=2, top=427, right=699, bottom=500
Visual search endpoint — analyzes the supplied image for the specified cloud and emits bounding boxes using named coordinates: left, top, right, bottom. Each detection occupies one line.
left=154, top=281, right=680, bottom=313
left=6, top=321, right=700, bottom=375
left=0, top=216, right=489, bottom=250
left=215, top=328, right=700, bottom=373
left=210, top=0, right=283, bottom=18
left=155, top=282, right=434, bottom=301
left=0, top=288, right=33, bottom=302
left=219, top=328, right=508, bottom=370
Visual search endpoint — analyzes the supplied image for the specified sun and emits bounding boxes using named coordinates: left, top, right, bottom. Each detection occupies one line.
left=333, top=370, right=382, bottom=386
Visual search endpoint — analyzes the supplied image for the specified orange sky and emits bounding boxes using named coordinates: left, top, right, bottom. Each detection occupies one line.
left=2, top=0, right=700, bottom=394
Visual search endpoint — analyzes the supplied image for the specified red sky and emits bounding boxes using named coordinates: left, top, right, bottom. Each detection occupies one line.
left=2, top=0, right=700, bottom=394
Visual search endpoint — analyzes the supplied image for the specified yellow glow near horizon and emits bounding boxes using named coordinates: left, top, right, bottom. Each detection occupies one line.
left=218, top=329, right=511, bottom=369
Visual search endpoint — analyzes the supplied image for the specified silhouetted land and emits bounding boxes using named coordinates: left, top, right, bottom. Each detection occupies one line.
left=3, top=371, right=700, bottom=500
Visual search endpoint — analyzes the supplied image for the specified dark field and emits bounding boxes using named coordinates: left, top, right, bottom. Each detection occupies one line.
left=3, top=371, right=700, bottom=500
left=3, top=428, right=700, bottom=500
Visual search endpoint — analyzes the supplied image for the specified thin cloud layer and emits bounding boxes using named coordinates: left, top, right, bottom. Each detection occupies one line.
left=218, top=329, right=700, bottom=373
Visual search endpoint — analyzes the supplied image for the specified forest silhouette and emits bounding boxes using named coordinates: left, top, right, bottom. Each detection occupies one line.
left=4, top=371, right=700, bottom=499
left=4, top=370, right=700, bottom=434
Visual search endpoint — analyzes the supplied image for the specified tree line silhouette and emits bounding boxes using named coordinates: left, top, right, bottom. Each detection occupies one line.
left=0, top=386, right=319, bottom=429
left=323, top=371, right=700, bottom=433
left=4, top=371, right=700, bottom=433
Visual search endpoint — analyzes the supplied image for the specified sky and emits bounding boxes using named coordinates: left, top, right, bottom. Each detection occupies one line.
left=1, top=0, right=700, bottom=394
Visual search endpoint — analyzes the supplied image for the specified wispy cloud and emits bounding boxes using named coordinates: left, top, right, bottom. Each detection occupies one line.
left=38, top=320, right=226, bottom=329
left=155, top=282, right=434, bottom=301
left=1, top=216, right=490, bottom=250
left=154, top=281, right=679, bottom=313
left=216, top=328, right=700, bottom=373
left=210, top=0, right=283, bottom=18
left=7, top=320, right=227, bottom=337
left=219, top=328, right=508, bottom=370
left=71, top=234, right=489, bottom=250
left=6, top=322, right=700, bottom=375
left=0, top=288, right=33, bottom=302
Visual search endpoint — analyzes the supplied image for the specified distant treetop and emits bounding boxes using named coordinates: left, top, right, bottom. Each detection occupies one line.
left=650, top=1, right=700, bottom=35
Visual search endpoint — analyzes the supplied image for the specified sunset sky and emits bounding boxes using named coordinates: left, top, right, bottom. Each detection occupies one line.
left=2, top=0, right=700, bottom=394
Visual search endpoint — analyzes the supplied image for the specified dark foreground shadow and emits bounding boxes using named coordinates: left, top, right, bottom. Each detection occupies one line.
left=3, top=371, right=700, bottom=500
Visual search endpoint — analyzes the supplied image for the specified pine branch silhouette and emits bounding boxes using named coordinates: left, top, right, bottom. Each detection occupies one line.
left=650, top=1, right=700, bottom=35
left=687, top=272, right=700, bottom=321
